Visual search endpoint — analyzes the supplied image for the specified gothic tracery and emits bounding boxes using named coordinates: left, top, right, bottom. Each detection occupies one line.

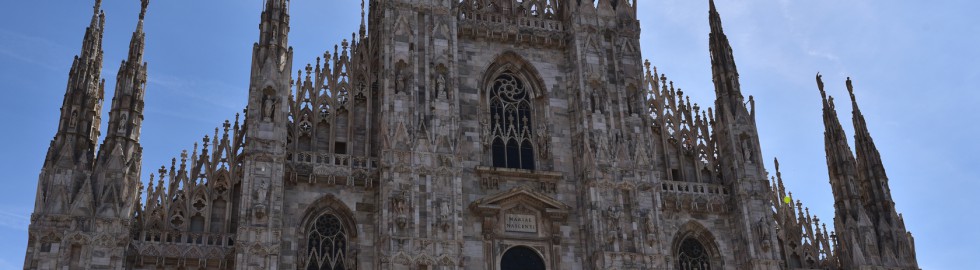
left=489, top=72, right=535, bottom=170
left=306, top=213, right=350, bottom=270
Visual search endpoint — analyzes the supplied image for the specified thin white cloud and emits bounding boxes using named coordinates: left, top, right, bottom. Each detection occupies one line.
left=0, top=29, right=67, bottom=71
left=0, top=207, right=30, bottom=233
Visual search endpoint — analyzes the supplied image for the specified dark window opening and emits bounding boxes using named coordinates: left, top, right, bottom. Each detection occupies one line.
left=334, top=142, right=347, bottom=155
left=500, top=246, right=546, bottom=270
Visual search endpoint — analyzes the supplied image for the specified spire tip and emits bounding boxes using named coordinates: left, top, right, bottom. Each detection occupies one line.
left=816, top=72, right=827, bottom=100
left=140, top=0, right=150, bottom=20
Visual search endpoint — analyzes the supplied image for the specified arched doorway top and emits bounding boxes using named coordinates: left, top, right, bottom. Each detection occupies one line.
left=500, top=245, right=546, bottom=270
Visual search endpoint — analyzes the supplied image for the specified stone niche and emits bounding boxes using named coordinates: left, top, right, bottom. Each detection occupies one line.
left=470, top=186, right=570, bottom=270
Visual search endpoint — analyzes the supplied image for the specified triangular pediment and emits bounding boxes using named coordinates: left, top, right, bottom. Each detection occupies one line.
left=470, top=186, right=569, bottom=218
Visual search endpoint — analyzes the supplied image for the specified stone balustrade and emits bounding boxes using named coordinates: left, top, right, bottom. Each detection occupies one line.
left=288, top=151, right=378, bottom=170
left=660, top=180, right=729, bottom=196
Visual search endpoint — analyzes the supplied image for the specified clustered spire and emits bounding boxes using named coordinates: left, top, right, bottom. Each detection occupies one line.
left=36, top=0, right=152, bottom=219
left=811, top=73, right=918, bottom=268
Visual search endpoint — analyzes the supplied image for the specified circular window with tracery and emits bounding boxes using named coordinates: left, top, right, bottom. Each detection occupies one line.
left=306, top=213, right=349, bottom=270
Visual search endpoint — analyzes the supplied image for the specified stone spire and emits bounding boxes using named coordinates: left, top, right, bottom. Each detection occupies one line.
left=359, top=0, right=367, bottom=38
left=708, top=0, right=744, bottom=117
left=702, top=3, right=781, bottom=267
left=846, top=78, right=920, bottom=268
left=846, top=78, right=894, bottom=217
left=259, top=0, right=290, bottom=49
left=236, top=0, right=294, bottom=265
left=93, top=0, right=150, bottom=218
left=817, top=73, right=863, bottom=222
left=44, top=0, right=107, bottom=170
left=817, top=73, right=878, bottom=267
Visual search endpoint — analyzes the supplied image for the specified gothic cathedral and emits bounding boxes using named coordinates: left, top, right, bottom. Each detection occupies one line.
left=23, top=0, right=920, bottom=269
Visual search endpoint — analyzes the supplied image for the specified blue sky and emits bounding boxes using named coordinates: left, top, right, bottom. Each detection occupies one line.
left=0, top=0, right=975, bottom=269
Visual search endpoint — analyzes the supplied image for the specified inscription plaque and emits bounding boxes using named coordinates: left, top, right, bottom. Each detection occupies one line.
left=505, top=214, right=537, bottom=233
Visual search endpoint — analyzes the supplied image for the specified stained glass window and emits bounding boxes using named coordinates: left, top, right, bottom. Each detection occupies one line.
left=678, top=238, right=710, bottom=270
left=306, top=213, right=349, bottom=270
left=489, top=72, right=535, bottom=170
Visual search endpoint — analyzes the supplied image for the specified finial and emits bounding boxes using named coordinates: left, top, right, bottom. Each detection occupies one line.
left=359, top=0, right=367, bottom=37
left=816, top=72, right=826, bottom=99
left=140, top=0, right=150, bottom=20
left=846, top=76, right=858, bottom=105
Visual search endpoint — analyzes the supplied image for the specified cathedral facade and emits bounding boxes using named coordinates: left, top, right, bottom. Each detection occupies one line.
left=23, top=0, right=920, bottom=269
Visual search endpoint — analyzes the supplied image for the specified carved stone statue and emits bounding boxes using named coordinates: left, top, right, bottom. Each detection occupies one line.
left=741, top=137, right=754, bottom=163
left=69, top=110, right=78, bottom=128
left=255, top=178, right=269, bottom=202
left=118, top=113, right=128, bottom=133
left=436, top=74, right=448, bottom=99
left=262, top=93, right=276, bottom=122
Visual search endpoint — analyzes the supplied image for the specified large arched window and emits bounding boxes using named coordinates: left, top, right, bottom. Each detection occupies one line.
left=678, top=238, right=711, bottom=270
left=489, top=72, right=535, bottom=170
left=500, top=246, right=546, bottom=270
left=306, top=213, right=349, bottom=270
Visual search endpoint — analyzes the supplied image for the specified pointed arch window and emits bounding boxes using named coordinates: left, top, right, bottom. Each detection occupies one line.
left=489, top=72, right=535, bottom=170
left=678, top=238, right=711, bottom=270
left=306, top=213, right=350, bottom=270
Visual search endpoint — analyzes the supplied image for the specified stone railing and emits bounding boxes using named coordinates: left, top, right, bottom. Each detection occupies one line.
left=660, top=180, right=729, bottom=196
left=135, top=231, right=236, bottom=247
left=288, top=151, right=378, bottom=170
left=459, top=11, right=564, bottom=32
left=659, top=180, right=730, bottom=214
left=457, top=10, right=567, bottom=48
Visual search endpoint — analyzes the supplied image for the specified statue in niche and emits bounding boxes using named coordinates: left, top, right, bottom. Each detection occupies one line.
left=436, top=74, right=448, bottom=99
left=756, top=218, right=772, bottom=250
left=437, top=199, right=451, bottom=232
left=261, top=93, right=277, bottom=122
left=255, top=178, right=269, bottom=202
left=645, top=212, right=658, bottom=246
left=395, top=68, right=409, bottom=94
left=391, top=194, right=410, bottom=230
left=68, top=110, right=78, bottom=128
left=536, top=126, right=550, bottom=159
left=438, top=200, right=450, bottom=219
left=117, top=113, right=128, bottom=133
left=480, top=117, right=491, bottom=147
left=740, top=136, right=754, bottom=163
